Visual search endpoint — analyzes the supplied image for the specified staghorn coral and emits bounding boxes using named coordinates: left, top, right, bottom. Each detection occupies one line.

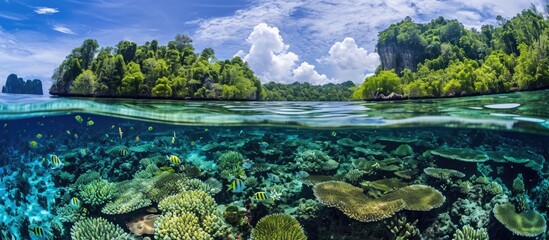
left=145, top=172, right=184, bottom=203
left=493, top=203, right=546, bottom=237
left=70, top=217, right=134, bottom=240
left=74, top=171, right=101, bottom=186
left=251, top=214, right=307, bottom=240
left=512, top=174, right=525, bottom=194
left=385, top=215, right=420, bottom=240
left=344, top=169, right=365, bottom=183
left=294, top=150, right=339, bottom=173
left=78, top=179, right=117, bottom=206
left=218, top=151, right=246, bottom=179
left=452, top=225, right=488, bottom=240
left=57, top=205, right=88, bottom=223
left=295, top=198, right=321, bottom=220
left=314, top=181, right=445, bottom=222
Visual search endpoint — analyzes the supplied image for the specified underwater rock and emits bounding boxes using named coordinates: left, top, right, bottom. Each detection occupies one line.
left=431, top=148, right=489, bottom=162
left=251, top=214, right=307, bottom=240
left=126, top=214, right=159, bottom=236
left=493, top=203, right=546, bottom=237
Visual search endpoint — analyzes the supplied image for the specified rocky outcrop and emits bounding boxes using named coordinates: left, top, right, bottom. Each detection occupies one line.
left=377, top=42, right=424, bottom=75
left=2, top=74, right=43, bottom=95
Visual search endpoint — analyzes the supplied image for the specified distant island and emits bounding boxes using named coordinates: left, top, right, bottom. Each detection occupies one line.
left=353, top=7, right=549, bottom=100
left=2, top=74, right=43, bottom=95
left=49, top=7, right=549, bottom=101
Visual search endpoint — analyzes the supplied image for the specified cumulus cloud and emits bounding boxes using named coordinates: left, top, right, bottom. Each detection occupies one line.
left=241, top=23, right=330, bottom=85
left=34, top=7, right=59, bottom=15
left=318, top=37, right=380, bottom=83
left=53, top=26, right=76, bottom=35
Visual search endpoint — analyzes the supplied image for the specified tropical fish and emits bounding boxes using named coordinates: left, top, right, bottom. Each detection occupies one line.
left=50, top=155, right=63, bottom=168
left=29, top=226, right=45, bottom=237
left=135, top=136, right=140, bottom=142
left=75, top=115, right=83, bottom=123
left=74, top=133, right=78, bottom=139
left=111, top=125, right=115, bottom=129
left=66, top=130, right=71, bottom=135
left=148, top=126, right=153, bottom=131
left=36, top=133, right=43, bottom=139
left=105, top=134, right=109, bottom=138
left=3, top=123, right=6, bottom=127
left=171, top=131, right=176, bottom=144
left=29, top=140, right=38, bottom=148
left=86, top=120, right=94, bottom=126
left=331, top=131, right=337, bottom=137
left=119, top=149, right=128, bottom=157
left=204, top=128, right=208, bottom=132
left=241, top=162, right=253, bottom=169
left=258, top=141, right=269, bottom=148
left=252, top=192, right=270, bottom=201
left=267, top=173, right=281, bottom=183
left=130, top=127, right=134, bottom=131
left=227, top=178, right=246, bottom=193
left=190, top=141, right=195, bottom=146
left=118, top=127, right=123, bottom=139
left=70, top=197, right=80, bottom=207
left=295, top=171, right=309, bottom=179
left=167, top=155, right=180, bottom=165
left=80, top=148, right=87, bottom=156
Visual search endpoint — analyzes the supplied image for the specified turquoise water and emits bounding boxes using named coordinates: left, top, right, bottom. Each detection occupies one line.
left=0, top=91, right=548, bottom=239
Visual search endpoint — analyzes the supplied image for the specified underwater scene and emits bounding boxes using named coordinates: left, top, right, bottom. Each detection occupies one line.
left=1, top=90, right=549, bottom=240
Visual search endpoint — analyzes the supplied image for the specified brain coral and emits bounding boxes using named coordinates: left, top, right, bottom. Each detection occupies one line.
left=493, top=203, right=546, bottom=237
left=251, top=214, right=307, bottom=240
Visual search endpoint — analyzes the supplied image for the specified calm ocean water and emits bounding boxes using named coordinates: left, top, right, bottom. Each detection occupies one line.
left=0, top=90, right=548, bottom=239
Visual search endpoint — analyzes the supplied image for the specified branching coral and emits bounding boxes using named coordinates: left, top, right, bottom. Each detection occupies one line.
left=452, top=225, right=488, bottom=240
left=218, top=151, right=246, bottom=179
left=78, top=179, right=117, bottom=206
left=251, top=214, right=307, bottom=240
left=294, top=150, right=339, bottom=173
left=102, top=191, right=152, bottom=215
left=70, top=217, right=134, bottom=240
left=155, top=211, right=210, bottom=240
left=57, top=205, right=88, bottom=223
left=385, top=215, right=420, bottom=240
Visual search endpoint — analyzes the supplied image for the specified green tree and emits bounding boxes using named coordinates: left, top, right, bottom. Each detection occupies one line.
left=116, top=41, right=137, bottom=63
left=70, top=70, right=97, bottom=95
left=120, top=62, right=145, bottom=95
left=151, top=77, right=172, bottom=97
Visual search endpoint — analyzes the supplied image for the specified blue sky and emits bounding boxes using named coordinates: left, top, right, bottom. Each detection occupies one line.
left=0, top=0, right=546, bottom=90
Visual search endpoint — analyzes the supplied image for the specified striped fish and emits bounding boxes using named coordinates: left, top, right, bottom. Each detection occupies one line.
left=227, top=178, right=246, bottom=193
left=50, top=155, right=62, bottom=168
left=70, top=197, right=80, bottom=207
left=119, top=149, right=127, bottom=157
left=252, top=192, right=270, bottom=201
left=29, top=226, right=44, bottom=237
left=167, top=155, right=180, bottom=165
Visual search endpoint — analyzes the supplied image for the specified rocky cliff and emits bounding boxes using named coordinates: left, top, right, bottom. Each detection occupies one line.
left=1, top=74, right=43, bottom=95
left=377, top=42, right=424, bottom=75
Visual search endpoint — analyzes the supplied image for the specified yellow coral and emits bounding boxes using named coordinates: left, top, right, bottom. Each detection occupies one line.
left=251, top=214, right=307, bottom=240
left=493, top=203, right=546, bottom=237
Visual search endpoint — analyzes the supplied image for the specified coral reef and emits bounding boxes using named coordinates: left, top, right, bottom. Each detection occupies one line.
left=294, top=150, right=339, bottom=173
left=385, top=215, right=420, bottom=240
left=431, top=148, right=489, bottom=162
left=251, top=214, right=307, bottom=240
left=78, top=179, right=117, bottom=206
left=493, top=203, right=546, bottom=237
left=452, top=225, right=488, bottom=240
left=70, top=217, right=134, bottom=240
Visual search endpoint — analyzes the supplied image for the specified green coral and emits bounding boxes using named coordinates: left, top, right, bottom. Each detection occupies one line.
left=512, top=174, right=525, bottom=194
left=145, top=172, right=184, bottom=202
left=493, top=203, right=546, bottom=237
left=70, top=217, right=134, bottom=240
left=452, top=225, right=488, bottom=240
left=155, top=211, right=210, bottom=240
left=78, top=179, right=117, bottom=206
left=218, top=151, right=246, bottom=179
left=251, top=214, right=307, bottom=240
left=394, top=144, right=414, bottom=157
left=294, top=150, right=339, bottom=173
left=57, top=205, right=88, bottom=223
left=385, top=215, right=419, bottom=240
left=102, top=191, right=152, bottom=215
left=156, top=190, right=226, bottom=238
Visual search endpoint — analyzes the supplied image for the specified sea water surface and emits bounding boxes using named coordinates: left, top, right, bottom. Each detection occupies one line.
left=0, top=91, right=548, bottom=239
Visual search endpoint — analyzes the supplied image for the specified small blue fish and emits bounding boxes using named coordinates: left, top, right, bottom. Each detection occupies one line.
left=295, top=171, right=309, bottom=179
left=267, top=173, right=281, bottom=183
left=227, top=178, right=246, bottom=193
left=241, top=162, right=253, bottom=169
left=252, top=191, right=270, bottom=201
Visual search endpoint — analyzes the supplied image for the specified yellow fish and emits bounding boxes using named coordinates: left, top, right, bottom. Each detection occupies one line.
left=167, top=155, right=180, bottom=165
left=29, top=140, right=38, bottom=148
left=29, top=226, right=44, bottom=237
left=135, top=136, right=140, bottom=142
left=331, top=131, right=337, bottom=137
left=50, top=155, right=62, bottom=168
left=36, top=133, right=43, bottom=139
left=66, top=130, right=71, bottom=135
left=252, top=192, right=270, bottom=201
left=118, top=127, right=123, bottom=139
left=75, top=115, right=83, bottom=123
left=119, top=149, right=128, bottom=157
left=86, top=120, right=94, bottom=126
left=148, top=126, right=153, bottom=131
left=191, top=141, right=195, bottom=146
left=171, top=131, right=176, bottom=144
left=70, top=197, right=80, bottom=207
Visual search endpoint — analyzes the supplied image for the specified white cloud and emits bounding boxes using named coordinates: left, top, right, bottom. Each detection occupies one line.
left=241, top=23, right=330, bottom=85
left=318, top=37, right=380, bottom=83
left=34, top=7, right=59, bottom=15
left=292, top=62, right=330, bottom=85
left=53, top=26, right=76, bottom=35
